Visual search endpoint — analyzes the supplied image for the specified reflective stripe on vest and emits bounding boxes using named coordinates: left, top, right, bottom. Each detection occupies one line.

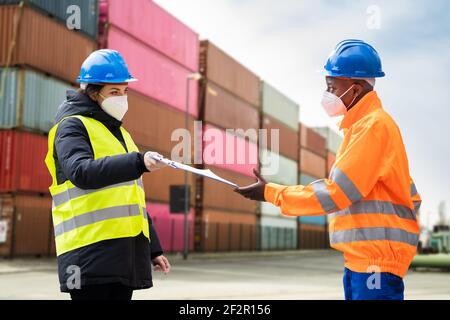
left=330, top=227, right=419, bottom=247
left=329, top=200, right=416, bottom=220
left=45, top=115, right=149, bottom=256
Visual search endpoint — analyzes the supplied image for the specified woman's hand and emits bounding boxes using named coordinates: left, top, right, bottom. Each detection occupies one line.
left=152, top=255, right=171, bottom=274
left=144, top=151, right=167, bottom=172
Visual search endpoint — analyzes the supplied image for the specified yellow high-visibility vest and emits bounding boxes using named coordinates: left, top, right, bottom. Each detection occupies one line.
left=45, top=115, right=149, bottom=256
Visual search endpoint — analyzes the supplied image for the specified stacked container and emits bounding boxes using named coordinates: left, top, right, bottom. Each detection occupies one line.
left=259, top=82, right=299, bottom=250
left=99, top=0, right=200, bottom=253
left=0, top=1, right=98, bottom=257
left=197, top=41, right=260, bottom=252
left=298, top=123, right=328, bottom=249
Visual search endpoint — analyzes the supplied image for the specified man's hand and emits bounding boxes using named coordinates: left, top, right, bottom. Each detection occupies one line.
left=152, top=255, right=171, bottom=274
left=234, top=168, right=267, bottom=201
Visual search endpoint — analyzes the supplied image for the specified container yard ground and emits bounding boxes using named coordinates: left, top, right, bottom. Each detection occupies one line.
left=0, top=250, right=449, bottom=300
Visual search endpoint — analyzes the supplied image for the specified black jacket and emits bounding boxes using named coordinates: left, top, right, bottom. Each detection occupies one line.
left=52, top=90, right=163, bottom=292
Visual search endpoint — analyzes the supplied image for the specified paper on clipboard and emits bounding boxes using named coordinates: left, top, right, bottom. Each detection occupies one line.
left=151, top=155, right=239, bottom=188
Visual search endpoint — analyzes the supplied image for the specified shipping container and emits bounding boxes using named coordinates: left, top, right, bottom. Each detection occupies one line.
left=200, top=41, right=260, bottom=107
left=0, top=6, right=97, bottom=83
left=103, top=0, right=199, bottom=71
left=0, top=193, right=52, bottom=257
left=0, top=130, right=51, bottom=193
left=146, top=202, right=194, bottom=253
left=0, top=67, right=74, bottom=132
left=313, top=126, right=343, bottom=154
left=299, top=173, right=320, bottom=185
left=200, top=209, right=257, bottom=252
left=202, top=166, right=256, bottom=213
left=108, top=26, right=198, bottom=117
left=0, top=0, right=99, bottom=40
left=299, top=215, right=327, bottom=226
left=141, top=165, right=196, bottom=205
left=203, top=81, right=259, bottom=139
left=203, top=124, right=258, bottom=177
left=327, top=151, right=336, bottom=175
left=261, top=114, right=298, bottom=160
left=261, top=82, right=299, bottom=131
left=260, top=148, right=298, bottom=185
left=124, top=91, right=198, bottom=156
left=298, top=223, right=328, bottom=249
left=260, top=216, right=297, bottom=250
left=260, top=202, right=297, bottom=219
left=299, top=148, right=326, bottom=178
left=300, top=123, right=326, bottom=157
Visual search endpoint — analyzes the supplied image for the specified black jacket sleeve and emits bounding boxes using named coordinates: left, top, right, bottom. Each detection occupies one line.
left=149, top=219, right=164, bottom=259
left=55, top=117, right=148, bottom=189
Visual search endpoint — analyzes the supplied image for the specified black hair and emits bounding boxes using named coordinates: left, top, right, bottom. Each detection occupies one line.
left=77, top=84, right=104, bottom=101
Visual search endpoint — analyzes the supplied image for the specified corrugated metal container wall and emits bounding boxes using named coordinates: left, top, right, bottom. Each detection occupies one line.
left=261, top=82, right=299, bottom=131
left=141, top=167, right=196, bottom=204
left=260, top=216, right=297, bottom=250
left=124, top=91, right=198, bottom=156
left=0, top=0, right=99, bottom=39
left=0, top=68, right=73, bottom=132
left=11, top=194, right=52, bottom=256
left=200, top=41, right=260, bottom=107
left=298, top=223, right=328, bottom=249
left=299, top=173, right=320, bottom=185
left=260, top=148, right=298, bottom=185
left=108, top=26, right=198, bottom=117
left=204, top=81, right=259, bottom=138
left=203, top=124, right=258, bottom=177
left=261, top=114, right=298, bottom=160
left=299, top=215, right=327, bottom=226
left=300, top=124, right=326, bottom=157
left=327, top=151, right=336, bottom=175
left=202, top=166, right=256, bottom=213
left=0, top=194, right=14, bottom=256
left=313, top=126, right=343, bottom=154
left=0, top=6, right=97, bottom=83
left=201, top=209, right=257, bottom=251
left=299, top=148, right=326, bottom=178
left=105, top=0, right=199, bottom=71
left=146, top=202, right=194, bottom=252
left=0, top=130, right=51, bottom=193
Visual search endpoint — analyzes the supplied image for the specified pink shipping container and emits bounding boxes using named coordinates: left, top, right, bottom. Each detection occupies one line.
left=103, top=0, right=199, bottom=71
left=107, top=26, right=199, bottom=117
left=0, top=130, right=51, bottom=193
left=146, top=202, right=194, bottom=252
left=203, top=124, right=258, bottom=177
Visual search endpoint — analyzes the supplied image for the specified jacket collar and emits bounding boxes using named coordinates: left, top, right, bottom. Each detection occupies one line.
left=339, top=91, right=382, bottom=130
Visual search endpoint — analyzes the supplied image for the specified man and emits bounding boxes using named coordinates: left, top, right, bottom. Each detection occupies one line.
left=235, top=39, right=422, bottom=300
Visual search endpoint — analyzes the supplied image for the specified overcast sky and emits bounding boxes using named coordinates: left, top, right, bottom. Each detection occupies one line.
left=154, top=0, right=450, bottom=228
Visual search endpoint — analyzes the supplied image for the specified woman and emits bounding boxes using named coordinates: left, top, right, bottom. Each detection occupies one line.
left=45, top=49, right=171, bottom=300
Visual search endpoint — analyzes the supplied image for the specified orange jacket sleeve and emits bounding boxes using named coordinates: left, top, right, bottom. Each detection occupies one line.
left=265, top=120, right=389, bottom=217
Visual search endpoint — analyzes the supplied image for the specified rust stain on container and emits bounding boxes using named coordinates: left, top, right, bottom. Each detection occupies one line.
left=202, top=165, right=257, bottom=213
left=200, top=40, right=260, bottom=107
left=299, top=123, right=326, bottom=157
left=262, top=114, right=298, bottom=161
left=203, top=81, right=259, bottom=137
left=0, top=5, right=97, bottom=83
left=300, top=148, right=326, bottom=178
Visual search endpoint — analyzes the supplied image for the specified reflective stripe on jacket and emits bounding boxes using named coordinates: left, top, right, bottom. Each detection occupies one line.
left=45, top=115, right=149, bottom=256
left=265, top=91, right=421, bottom=278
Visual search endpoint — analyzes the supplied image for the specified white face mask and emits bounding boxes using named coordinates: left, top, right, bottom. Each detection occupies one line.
left=321, top=84, right=357, bottom=117
left=99, top=95, right=128, bottom=121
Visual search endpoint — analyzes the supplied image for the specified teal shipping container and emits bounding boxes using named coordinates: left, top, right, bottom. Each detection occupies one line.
left=261, top=81, right=299, bottom=132
left=0, top=0, right=98, bottom=40
left=260, top=148, right=298, bottom=185
left=0, top=68, right=73, bottom=132
left=260, top=216, right=297, bottom=250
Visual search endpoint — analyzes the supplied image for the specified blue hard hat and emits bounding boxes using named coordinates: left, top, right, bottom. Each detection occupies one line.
left=324, top=39, right=385, bottom=78
left=77, top=49, right=137, bottom=83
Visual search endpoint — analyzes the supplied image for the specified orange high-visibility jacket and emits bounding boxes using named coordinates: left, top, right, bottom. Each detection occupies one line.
left=265, top=91, right=421, bottom=278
